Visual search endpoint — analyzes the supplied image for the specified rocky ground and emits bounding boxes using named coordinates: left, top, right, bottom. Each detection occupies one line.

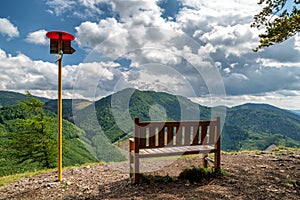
left=0, top=148, right=299, bottom=200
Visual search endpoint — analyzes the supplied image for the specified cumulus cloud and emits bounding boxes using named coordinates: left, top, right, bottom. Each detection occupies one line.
left=3, top=0, right=300, bottom=109
left=190, top=89, right=300, bottom=110
left=73, top=0, right=300, bottom=108
left=200, top=24, right=259, bottom=56
left=0, top=18, right=19, bottom=38
left=110, top=0, right=161, bottom=21
left=46, top=0, right=163, bottom=20
left=224, top=65, right=300, bottom=95
left=26, top=30, right=48, bottom=45
left=0, top=48, right=126, bottom=99
left=75, top=18, right=127, bottom=51
left=46, top=0, right=78, bottom=16
left=46, top=0, right=112, bottom=19
left=0, top=49, right=57, bottom=92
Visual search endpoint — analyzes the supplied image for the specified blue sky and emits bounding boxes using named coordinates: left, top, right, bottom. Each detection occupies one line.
left=0, top=0, right=87, bottom=64
left=0, top=0, right=300, bottom=110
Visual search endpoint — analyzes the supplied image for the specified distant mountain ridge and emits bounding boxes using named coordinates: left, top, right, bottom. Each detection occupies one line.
left=72, top=89, right=300, bottom=151
left=0, top=91, right=49, bottom=108
left=225, top=102, right=300, bottom=150
left=1, top=89, right=300, bottom=152
left=290, top=110, right=300, bottom=116
left=232, top=103, right=300, bottom=121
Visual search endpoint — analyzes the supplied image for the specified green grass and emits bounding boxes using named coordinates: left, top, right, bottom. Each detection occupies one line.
left=228, top=146, right=299, bottom=153
left=0, top=168, right=55, bottom=186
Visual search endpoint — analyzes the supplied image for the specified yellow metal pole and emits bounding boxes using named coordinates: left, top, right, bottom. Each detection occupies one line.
left=58, top=34, right=63, bottom=181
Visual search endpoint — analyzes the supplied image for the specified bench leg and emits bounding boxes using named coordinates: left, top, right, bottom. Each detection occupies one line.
left=214, top=137, right=221, bottom=171
left=129, top=152, right=134, bottom=178
left=202, top=153, right=208, bottom=168
left=134, top=154, right=140, bottom=183
left=214, top=149, right=221, bottom=171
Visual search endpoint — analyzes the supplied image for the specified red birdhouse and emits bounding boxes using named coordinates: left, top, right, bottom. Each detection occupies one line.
left=46, top=31, right=75, bottom=54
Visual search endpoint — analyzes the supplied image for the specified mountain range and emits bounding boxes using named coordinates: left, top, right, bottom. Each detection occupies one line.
left=291, top=110, right=300, bottom=116
left=0, top=89, right=299, bottom=176
left=49, top=89, right=300, bottom=151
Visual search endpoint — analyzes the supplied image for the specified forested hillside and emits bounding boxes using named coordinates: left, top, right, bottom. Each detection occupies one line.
left=79, top=89, right=300, bottom=151
left=93, top=88, right=211, bottom=142
left=1, top=89, right=300, bottom=178
left=225, top=103, right=300, bottom=151
left=0, top=94, right=97, bottom=177
left=0, top=91, right=48, bottom=108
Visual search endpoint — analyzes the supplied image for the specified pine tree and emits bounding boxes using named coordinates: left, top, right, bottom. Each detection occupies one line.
left=8, top=93, right=57, bottom=168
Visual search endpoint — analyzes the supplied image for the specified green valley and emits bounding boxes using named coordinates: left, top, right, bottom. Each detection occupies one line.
left=0, top=89, right=300, bottom=177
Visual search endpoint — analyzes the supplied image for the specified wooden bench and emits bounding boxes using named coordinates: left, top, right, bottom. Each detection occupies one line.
left=129, top=117, right=221, bottom=183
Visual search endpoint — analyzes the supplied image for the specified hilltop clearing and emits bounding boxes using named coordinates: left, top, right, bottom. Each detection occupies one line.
left=0, top=148, right=299, bottom=199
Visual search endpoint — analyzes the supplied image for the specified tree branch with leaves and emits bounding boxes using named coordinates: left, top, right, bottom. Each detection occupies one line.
left=252, top=0, right=300, bottom=51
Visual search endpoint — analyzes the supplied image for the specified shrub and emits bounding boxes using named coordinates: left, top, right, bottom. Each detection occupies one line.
left=179, top=166, right=225, bottom=183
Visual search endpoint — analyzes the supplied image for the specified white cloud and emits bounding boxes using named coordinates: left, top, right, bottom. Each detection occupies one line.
left=0, top=18, right=19, bottom=38
left=258, top=58, right=300, bottom=68
left=191, top=90, right=300, bottom=110
left=111, top=0, right=161, bottom=21
left=2, top=0, right=300, bottom=110
left=124, top=63, right=196, bottom=97
left=0, top=49, right=57, bottom=92
left=46, top=0, right=110, bottom=19
left=0, top=48, right=123, bottom=99
left=26, top=30, right=48, bottom=45
left=45, top=0, right=77, bottom=16
left=200, top=24, right=259, bottom=56
left=181, top=0, right=260, bottom=16
left=71, top=0, right=267, bottom=106
left=75, top=18, right=127, bottom=51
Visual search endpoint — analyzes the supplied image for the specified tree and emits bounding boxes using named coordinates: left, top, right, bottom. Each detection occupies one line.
left=251, top=0, right=300, bottom=51
left=8, top=93, right=57, bottom=168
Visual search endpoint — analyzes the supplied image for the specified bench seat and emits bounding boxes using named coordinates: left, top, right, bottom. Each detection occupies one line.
left=137, top=145, right=215, bottom=158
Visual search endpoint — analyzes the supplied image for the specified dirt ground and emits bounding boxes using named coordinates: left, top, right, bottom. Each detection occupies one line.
left=0, top=149, right=299, bottom=200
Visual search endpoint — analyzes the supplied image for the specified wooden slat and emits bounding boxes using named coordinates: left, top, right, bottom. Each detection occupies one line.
left=142, top=148, right=156, bottom=154
left=137, top=120, right=211, bottom=127
left=152, top=148, right=165, bottom=154
left=148, top=126, right=156, bottom=148
left=200, top=125, right=207, bottom=145
left=139, top=127, right=146, bottom=148
left=136, top=118, right=220, bottom=149
left=139, top=145, right=215, bottom=158
left=192, top=125, right=200, bottom=145
left=134, top=118, right=140, bottom=153
left=176, top=125, right=182, bottom=146
left=158, top=127, right=165, bottom=147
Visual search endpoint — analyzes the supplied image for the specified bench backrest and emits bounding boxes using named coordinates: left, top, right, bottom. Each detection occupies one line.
left=134, top=117, right=220, bottom=149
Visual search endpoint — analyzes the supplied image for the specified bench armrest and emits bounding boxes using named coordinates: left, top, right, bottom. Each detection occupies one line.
left=129, top=138, right=134, bottom=152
